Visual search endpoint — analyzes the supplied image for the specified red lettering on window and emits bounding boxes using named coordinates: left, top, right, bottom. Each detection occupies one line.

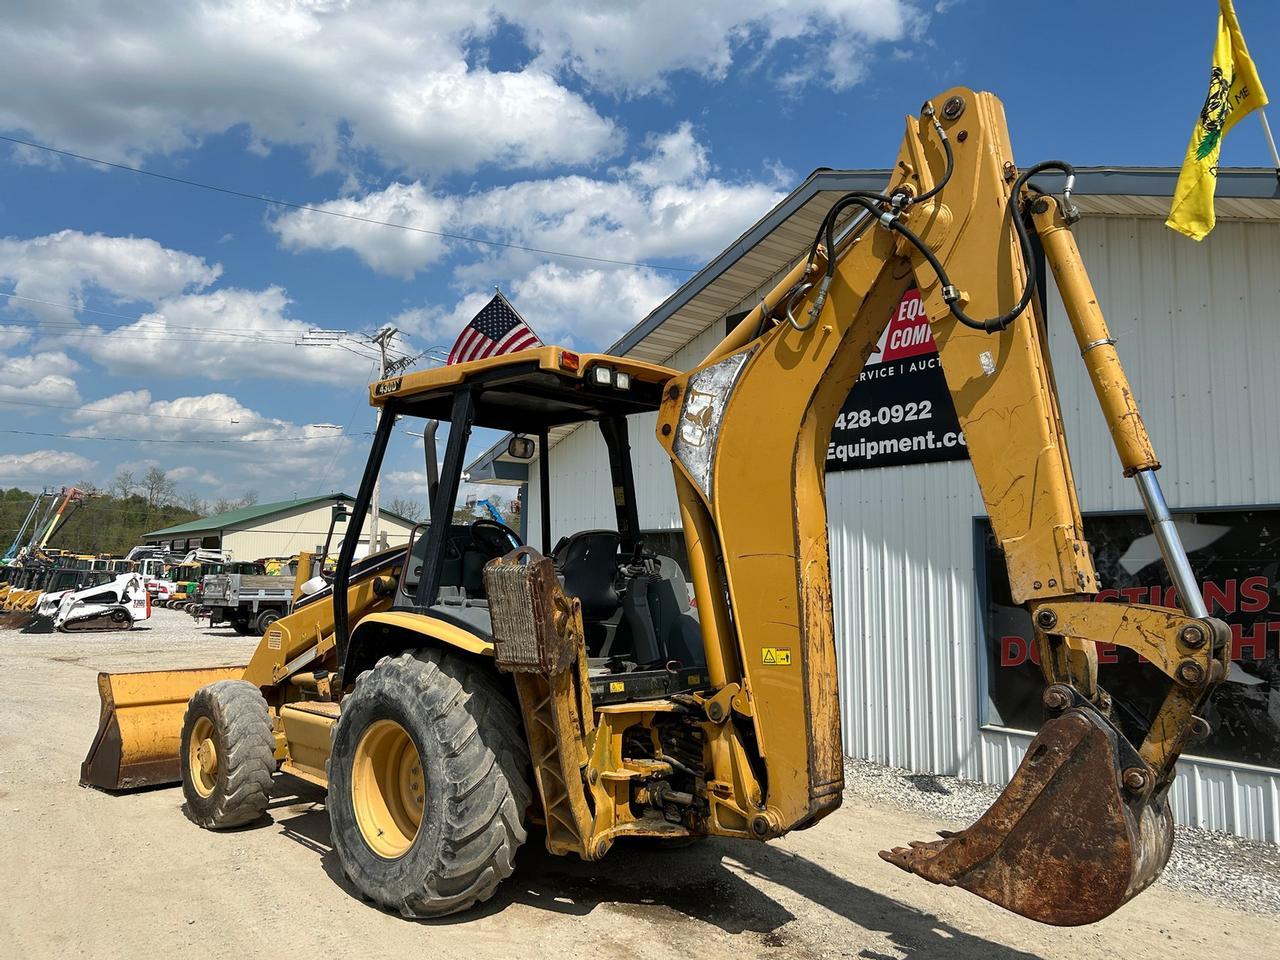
left=1203, top=579, right=1236, bottom=615
left=1001, top=636, right=1028, bottom=666
left=1232, top=622, right=1268, bottom=661
left=1240, top=576, right=1271, bottom=613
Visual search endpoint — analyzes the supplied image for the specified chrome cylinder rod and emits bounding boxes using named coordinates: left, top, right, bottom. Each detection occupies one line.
left=1134, top=469, right=1207, bottom=619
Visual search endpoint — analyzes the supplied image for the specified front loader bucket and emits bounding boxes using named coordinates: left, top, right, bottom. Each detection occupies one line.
left=880, top=707, right=1173, bottom=926
left=80, top=665, right=246, bottom=791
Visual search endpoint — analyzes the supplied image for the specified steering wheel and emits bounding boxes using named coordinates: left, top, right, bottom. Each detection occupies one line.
left=470, top=518, right=522, bottom=556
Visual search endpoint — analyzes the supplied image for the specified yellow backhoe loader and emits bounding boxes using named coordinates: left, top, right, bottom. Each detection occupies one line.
left=81, top=88, right=1232, bottom=926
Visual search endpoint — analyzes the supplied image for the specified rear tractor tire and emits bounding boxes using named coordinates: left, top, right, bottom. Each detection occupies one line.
left=180, top=680, right=276, bottom=828
left=327, top=649, right=531, bottom=918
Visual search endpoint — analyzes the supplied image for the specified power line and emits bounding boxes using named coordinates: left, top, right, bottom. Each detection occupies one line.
left=0, top=134, right=700, bottom=275
left=0, top=293, right=360, bottom=345
left=0, top=428, right=364, bottom=445
left=0, top=396, right=302, bottom=425
left=0, top=291, right=407, bottom=362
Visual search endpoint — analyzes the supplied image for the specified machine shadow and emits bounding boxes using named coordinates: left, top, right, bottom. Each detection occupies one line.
left=269, top=776, right=1046, bottom=960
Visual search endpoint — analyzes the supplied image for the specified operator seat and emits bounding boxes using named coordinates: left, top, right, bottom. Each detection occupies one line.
left=551, top=530, right=621, bottom=621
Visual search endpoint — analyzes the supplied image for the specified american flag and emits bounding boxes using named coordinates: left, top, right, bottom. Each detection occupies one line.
left=446, top=291, right=543, bottom=365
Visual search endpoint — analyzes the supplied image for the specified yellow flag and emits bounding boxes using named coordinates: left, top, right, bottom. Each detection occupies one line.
left=1167, top=0, right=1269, bottom=240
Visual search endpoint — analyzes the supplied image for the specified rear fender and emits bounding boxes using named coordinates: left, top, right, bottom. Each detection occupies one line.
left=344, top=611, right=493, bottom=682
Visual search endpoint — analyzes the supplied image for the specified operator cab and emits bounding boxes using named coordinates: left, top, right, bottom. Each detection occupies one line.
left=340, top=347, right=704, bottom=702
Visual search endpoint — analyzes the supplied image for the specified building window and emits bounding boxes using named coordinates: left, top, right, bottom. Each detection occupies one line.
left=202, top=535, right=220, bottom=549
left=977, top=508, right=1280, bottom=771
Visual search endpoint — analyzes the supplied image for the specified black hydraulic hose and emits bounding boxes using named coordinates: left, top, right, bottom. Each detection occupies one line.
left=842, top=160, right=1075, bottom=333
left=809, top=117, right=954, bottom=283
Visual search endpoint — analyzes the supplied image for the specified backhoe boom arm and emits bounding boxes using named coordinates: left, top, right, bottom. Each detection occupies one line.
left=657, top=87, right=1229, bottom=925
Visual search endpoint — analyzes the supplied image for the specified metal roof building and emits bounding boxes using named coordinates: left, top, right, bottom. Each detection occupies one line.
left=145, top=494, right=416, bottom=561
left=469, top=165, right=1280, bottom=841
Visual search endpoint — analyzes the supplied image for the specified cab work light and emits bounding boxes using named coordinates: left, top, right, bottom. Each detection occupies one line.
left=593, top=366, right=613, bottom=386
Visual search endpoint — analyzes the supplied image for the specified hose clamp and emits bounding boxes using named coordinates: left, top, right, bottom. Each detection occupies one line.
left=1080, top=336, right=1116, bottom=356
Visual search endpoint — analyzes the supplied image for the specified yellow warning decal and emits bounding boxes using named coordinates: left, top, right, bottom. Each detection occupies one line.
left=761, top=647, right=792, bottom=666
left=609, top=681, right=625, bottom=693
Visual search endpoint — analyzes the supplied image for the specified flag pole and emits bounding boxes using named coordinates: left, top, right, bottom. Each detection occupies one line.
left=1260, top=109, right=1280, bottom=183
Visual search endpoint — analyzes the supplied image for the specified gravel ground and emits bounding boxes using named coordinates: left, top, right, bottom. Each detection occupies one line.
left=30, top=604, right=1280, bottom=918
left=843, top=757, right=1280, bottom=917
left=1, top=607, right=1276, bottom=959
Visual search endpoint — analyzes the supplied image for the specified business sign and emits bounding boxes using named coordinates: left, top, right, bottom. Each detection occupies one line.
left=826, top=288, right=968, bottom=472
left=981, top=508, right=1280, bottom=770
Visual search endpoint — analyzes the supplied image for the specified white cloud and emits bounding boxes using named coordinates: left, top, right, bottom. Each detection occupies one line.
left=509, top=264, right=676, bottom=348
left=273, top=122, right=787, bottom=282
left=272, top=183, right=456, bottom=281
left=165, top=465, right=219, bottom=485
left=400, top=263, right=675, bottom=353
left=0, top=327, right=33, bottom=351
left=0, top=349, right=80, bottom=406
left=298, top=123, right=785, bottom=351
left=60, top=286, right=377, bottom=384
left=0, top=2, right=617, bottom=176
left=0, top=449, right=95, bottom=483
left=0, top=230, right=219, bottom=325
left=512, top=1, right=919, bottom=93
left=1, top=3, right=920, bottom=177
left=70, top=389, right=357, bottom=488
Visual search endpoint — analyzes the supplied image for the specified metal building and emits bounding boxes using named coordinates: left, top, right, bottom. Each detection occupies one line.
left=469, top=167, right=1280, bottom=841
left=145, top=494, right=416, bottom=561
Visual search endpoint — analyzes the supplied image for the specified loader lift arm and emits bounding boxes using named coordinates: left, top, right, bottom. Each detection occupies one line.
left=656, top=88, right=1229, bottom=925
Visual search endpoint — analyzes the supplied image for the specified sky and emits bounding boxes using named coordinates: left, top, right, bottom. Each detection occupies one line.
left=1, top=0, right=1278, bottom=515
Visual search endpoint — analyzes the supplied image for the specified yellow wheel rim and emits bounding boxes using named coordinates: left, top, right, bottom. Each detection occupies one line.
left=189, top=715, right=218, bottom=798
left=352, top=719, right=425, bottom=859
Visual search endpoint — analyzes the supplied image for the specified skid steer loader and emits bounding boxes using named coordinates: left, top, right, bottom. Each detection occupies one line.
left=81, top=88, right=1233, bottom=926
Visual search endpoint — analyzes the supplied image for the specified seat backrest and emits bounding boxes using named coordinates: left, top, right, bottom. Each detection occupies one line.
left=553, top=530, right=621, bottom=620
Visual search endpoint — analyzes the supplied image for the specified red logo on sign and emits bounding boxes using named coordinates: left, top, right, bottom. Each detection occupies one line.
left=875, top=288, right=937, bottom=364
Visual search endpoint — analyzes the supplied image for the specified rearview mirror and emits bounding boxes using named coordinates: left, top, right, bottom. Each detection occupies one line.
left=508, top=435, right=535, bottom=460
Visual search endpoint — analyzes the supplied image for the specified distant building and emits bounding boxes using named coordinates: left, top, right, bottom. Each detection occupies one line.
left=144, top=494, right=416, bottom=560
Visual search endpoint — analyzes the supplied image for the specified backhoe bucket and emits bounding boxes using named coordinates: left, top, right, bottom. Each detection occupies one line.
left=80, top=665, right=246, bottom=790
left=880, top=707, right=1173, bottom=926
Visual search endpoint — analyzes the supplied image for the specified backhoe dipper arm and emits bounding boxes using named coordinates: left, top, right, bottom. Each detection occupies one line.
left=657, top=88, right=1229, bottom=926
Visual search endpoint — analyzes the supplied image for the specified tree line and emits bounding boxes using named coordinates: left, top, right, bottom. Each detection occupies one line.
left=0, top=467, right=261, bottom=558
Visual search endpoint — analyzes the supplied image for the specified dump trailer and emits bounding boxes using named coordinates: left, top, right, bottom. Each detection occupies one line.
left=82, top=88, right=1234, bottom=926
left=201, top=571, right=291, bottom=634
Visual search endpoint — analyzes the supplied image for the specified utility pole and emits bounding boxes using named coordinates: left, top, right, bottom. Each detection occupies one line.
left=298, top=324, right=426, bottom=554
left=369, top=325, right=397, bottom=551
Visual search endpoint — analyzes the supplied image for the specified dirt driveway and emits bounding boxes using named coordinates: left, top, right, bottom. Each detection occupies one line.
left=0, top=611, right=1273, bottom=959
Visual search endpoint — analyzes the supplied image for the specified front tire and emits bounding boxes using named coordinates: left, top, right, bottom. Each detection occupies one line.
left=327, top=649, right=531, bottom=918
left=180, top=680, right=276, bottom=828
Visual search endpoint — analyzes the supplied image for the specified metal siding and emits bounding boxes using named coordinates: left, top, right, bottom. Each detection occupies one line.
left=220, top=505, right=414, bottom=560
left=537, top=214, right=1280, bottom=840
